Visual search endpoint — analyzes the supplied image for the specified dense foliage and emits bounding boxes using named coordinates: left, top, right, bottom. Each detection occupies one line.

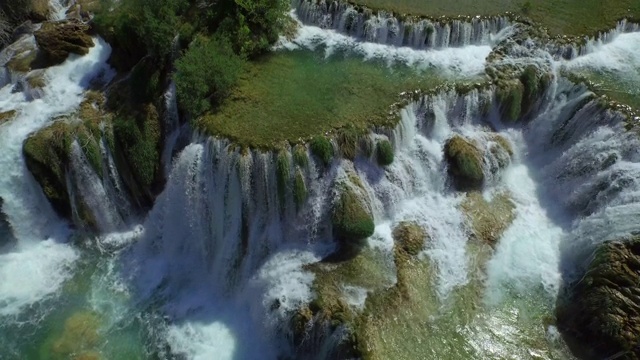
left=174, top=36, right=244, bottom=116
left=95, top=0, right=288, bottom=116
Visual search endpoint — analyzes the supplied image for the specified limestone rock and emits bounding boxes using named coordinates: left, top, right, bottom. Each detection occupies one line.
left=557, top=236, right=640, bottom=359
left=460, top=191, right=515, bottom=246
left=34, top=20, right=93, bottom=67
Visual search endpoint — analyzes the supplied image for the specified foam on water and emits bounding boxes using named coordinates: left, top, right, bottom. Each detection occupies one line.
left=278, top=13, right=492, bottom=78
left=0, top=38, right=114, bottom=316
left=562, top=32, right=640, bottom=77
left=0, top=239, right=78, bottom=317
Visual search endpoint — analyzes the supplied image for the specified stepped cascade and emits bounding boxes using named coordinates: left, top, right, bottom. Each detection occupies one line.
left=0, top=0, right=639, bottom=359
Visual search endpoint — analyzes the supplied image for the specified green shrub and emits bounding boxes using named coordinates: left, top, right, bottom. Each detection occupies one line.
left=112, top=105, right=161, bottom=189
left=293, top=168, right=307, bottom=210
left=376, top=140, right=394, bottom=166
left=175, top=35, right=245, bottom=116
left=310, top=136, right=334, bottom=167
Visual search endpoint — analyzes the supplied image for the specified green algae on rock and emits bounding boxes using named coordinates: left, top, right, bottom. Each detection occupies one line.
left=444, top=135, right=484, bottom=191
left=557, top=235, right=640, bottom=360
left=332, top=177, right=375, bottom=254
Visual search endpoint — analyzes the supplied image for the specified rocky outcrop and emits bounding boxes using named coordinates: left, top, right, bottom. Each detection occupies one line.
left=34, top=20, right=94, bottom=67
left=557, top=236, right=640, bottom=359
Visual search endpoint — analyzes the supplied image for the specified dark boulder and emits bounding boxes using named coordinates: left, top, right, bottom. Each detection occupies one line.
left=34, top=20, right=93, bottom=67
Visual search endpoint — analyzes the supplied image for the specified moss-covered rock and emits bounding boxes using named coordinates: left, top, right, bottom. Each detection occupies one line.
left=336, top=127, right=360, bottom=160
left=310, top=136, right=334, bottom=167
left=34, top=20, right=93, bottom=67
left=488, top=133, right=514, bottom=172
left=49, top=311, right=101, bottom=360
left=23, top=120, right=74, bottom=218
left=557, top=236, right=640, bottom=360
left=0, top=110, right=16, bottom=124
left=496, top=80, right=524, bottom=122
left=23, top=92, right=109, bottom=224
left=332, top=184, right=375, bottom=246
left=392, top=221, right=427, bottom=257
left=460, top=191, right=515, bottom=245
left=376, top=140, right=394, bottom=166
left=276, top=151, right=290, bottom=207
left=444, top=135, right=484, bottom=191
left=293, top=167, right=307, bottom=210
left=292, top=145, right=309, bottom=169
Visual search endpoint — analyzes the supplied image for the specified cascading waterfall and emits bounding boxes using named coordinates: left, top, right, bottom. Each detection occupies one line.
left=0, top=36, right=113, bottom=320
left=1, top=0, right=640, bottom=357
left=293, top=0, right=512, bottom=49
left=549, top=19, right=640, bottom=60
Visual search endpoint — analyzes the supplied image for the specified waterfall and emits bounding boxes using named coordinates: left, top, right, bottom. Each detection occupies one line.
left=0, top=38, right=113, bottom=317
left=293, top=0, right=512, bottom=49
left=549, top=19, right=640, bottom=59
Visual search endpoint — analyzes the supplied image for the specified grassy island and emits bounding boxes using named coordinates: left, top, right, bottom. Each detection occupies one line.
left=197, top=50, right=448, bottom=148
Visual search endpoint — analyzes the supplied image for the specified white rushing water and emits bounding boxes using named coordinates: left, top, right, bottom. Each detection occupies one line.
left=278, top=13, right=495, bottom=78
left=0, top=3, right=639, bottom=359
left=0, top=38, right=114, bottom=317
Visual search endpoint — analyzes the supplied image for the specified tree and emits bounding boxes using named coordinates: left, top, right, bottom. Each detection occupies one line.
left=174, top=35, right=245, bottom=116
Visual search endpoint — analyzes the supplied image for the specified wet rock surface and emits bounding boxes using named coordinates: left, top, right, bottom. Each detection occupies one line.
left=557, top=236, right=640, bottom=360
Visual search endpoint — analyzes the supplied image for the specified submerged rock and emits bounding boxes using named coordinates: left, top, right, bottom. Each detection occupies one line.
left=460, top=191, right=515, bottom=246
left=34, top=20, right=93, bottom=67
left=50, top=311, right=101, bottom=360
left=557, top=236, right=640, bottom=360
left=444, top=135, right=484, bottom=191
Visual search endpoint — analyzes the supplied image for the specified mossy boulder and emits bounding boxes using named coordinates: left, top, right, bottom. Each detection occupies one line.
left=376, top=140, right=394, bottom=166
left=276, top=151, right=290, bottom=207
left=557, top=236, right=640, bottom=360
left=496, top=80, right=524, bottom=122
left=392, top=221, right=427, bottom=257
left=310, top=136, right=334, bottom=167
left=23, top=120, right=75, bottom=218
left=460, top=191, right=515, bottom=245
left=23, top=92, right=108, bottom=224
left=487, top=134, right=514, bottom=173
left=293, top=167, right=307, bottom=210
left=292, top=145, right=309, bottom=169
left=332, top=186, right=375, bottom=243
left=49, top=311, right=101, bottom=360
left=34, top=20, right=93, bottom=67
left=0, top=110, right=16, bottom=124
left=444, top=135, right=484, bottom=191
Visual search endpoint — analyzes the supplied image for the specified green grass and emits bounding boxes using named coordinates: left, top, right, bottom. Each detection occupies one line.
left=197, top=50, right=447, bottom=148
left=349, top=0, right=640, bottom=36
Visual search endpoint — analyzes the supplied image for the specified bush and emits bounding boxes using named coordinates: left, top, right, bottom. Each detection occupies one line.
left=175, top=35, right=245, bottom=116
left=376, top=140, right=394, bottom=166
left=310, top=136, right=334, bottom=167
